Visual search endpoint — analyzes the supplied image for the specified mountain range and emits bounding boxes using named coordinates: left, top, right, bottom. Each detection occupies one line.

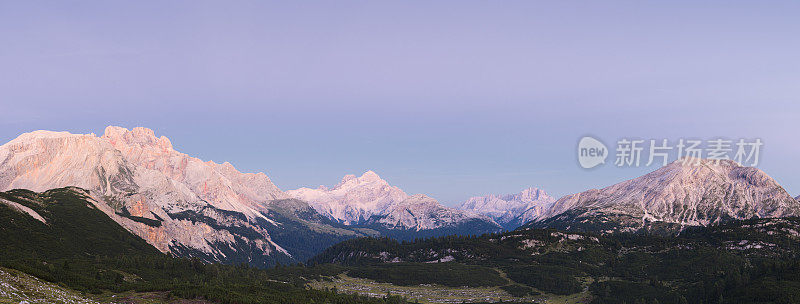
left=287, top=171, right=502, bottom=238
left=3, top=126, right=800, bottom=303
left=0, top=127, right=354, bottom=266
left=2, top=126, right=799, bottom=267
left=0, top=127, right=501, bottom=266
left=457, top=187, right=555, bottom=229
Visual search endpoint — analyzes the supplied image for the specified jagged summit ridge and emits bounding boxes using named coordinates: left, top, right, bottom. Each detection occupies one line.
left=532, top=158, right=800, bottom=233
left=101, top=126, right=288, bottom=214
left=458, top=187, right=555, bottom=229
left=103, top=126, right=174, bottom=151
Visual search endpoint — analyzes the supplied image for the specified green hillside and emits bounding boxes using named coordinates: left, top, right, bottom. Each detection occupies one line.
left=0, top=188, right=163, bottom=260
left=0, top=187, right=408, bottom=304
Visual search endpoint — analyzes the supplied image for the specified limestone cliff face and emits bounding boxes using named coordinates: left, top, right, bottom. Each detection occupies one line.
left=102, top=126, right=288, bottom=216
left=0, top=127, right=293, bottom=265
left=530, top=158, right=800, bottom=233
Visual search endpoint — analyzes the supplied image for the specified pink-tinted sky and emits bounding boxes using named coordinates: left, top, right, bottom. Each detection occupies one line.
left=1, top=1, right=799, bottom=204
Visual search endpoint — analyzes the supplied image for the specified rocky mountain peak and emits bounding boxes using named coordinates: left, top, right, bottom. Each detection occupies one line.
left=287, top=171, right=408, bottom=225
left=103, top=126, right=156, bottom=140
left=533, top=158, right=800, bottom=233
left=337, top=174, right=358, bottom=185
left=333, top=170, right=387, bottom=190
left=103, top=126, right=173, bottom=152
left=360, top=170, right=382, bottom=181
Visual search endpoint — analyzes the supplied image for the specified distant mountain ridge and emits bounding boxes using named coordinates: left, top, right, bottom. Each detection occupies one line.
left=288, top=171, right=502, bottom=237
left=458, top=187, right=555, bottom=229
left=526, top=158, right=800, bottom=234
left=287, top=171, right=406, bottom=225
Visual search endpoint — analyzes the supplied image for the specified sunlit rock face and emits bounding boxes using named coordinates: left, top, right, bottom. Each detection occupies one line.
left=529, top=158, right=800, bottom=234
left=458, top=187, right=555, bottom=229
left=288, top=171, right=500, bottom=231
left=0, top=127, right=294, bottom=266
left=102, top=126, right=288, bottom=216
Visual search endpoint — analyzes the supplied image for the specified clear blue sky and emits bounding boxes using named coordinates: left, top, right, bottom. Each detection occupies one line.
left=1, top=1, right=799, bottom=205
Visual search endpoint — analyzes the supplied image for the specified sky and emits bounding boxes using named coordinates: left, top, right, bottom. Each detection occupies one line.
left=1, top=1, right=799, bottom=206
